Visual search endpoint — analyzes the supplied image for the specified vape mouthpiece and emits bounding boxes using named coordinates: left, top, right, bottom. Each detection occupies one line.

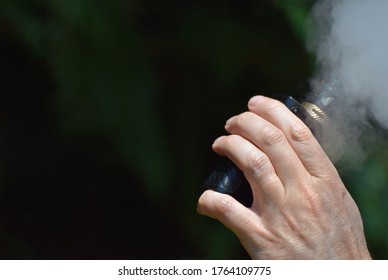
left=202, top=95, right=330, bottom=196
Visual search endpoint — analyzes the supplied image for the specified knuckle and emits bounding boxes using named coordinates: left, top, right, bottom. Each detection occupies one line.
left=214, top=194, right=235, bottom=217
left=290, top=122, right=313, bottom=143
left=247, top=150, right=270, bottom=175
left=262, top=125, right=285, bottom=147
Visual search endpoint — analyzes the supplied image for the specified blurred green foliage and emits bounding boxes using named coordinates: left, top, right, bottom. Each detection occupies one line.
left=0, top=0, right=387, bottom=259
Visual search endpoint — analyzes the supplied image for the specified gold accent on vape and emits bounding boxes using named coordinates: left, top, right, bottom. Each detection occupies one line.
left=301, top=101, right=329, bottom=125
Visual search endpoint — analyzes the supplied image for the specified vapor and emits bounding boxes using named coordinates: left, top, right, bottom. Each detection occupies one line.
left=307, top=0, right=388, bottom=163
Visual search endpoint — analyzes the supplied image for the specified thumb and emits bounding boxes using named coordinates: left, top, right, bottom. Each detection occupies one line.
left=197, top=190, right=260, bottom=237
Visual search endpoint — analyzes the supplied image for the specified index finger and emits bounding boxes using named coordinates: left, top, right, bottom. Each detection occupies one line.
left=248, top=95, right=338, bottom=178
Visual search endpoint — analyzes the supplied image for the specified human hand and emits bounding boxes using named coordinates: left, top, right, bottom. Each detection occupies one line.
left=197, top=95, right=371, bottom=259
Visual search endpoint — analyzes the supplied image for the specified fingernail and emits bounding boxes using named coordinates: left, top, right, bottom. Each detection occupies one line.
left=248, top=95, right=266, bottom=107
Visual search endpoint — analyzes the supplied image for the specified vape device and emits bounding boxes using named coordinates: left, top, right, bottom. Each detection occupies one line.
left=202, top=94, right=332, bottom=196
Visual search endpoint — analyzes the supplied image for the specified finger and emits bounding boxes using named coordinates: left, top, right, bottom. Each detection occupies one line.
left=197, top=190, right=262, bottom=238
left=224, top=111, right=310, bottom=187
left=212, top=134, right=285, bottom=208
left=248, top=95, right=337, bottom=178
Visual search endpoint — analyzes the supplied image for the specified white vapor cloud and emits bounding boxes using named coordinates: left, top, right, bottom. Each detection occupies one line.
left=307, top=0, right=388, bottom=162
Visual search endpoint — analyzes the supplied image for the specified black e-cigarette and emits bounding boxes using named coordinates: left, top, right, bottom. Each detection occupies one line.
left=202, top=94, right=331, bottom=198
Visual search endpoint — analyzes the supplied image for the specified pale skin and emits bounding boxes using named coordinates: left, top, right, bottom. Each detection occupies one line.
left=197, top=95, right=371, bottom=259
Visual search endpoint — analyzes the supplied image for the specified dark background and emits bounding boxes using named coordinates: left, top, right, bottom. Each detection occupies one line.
left=1, top=0, right=387, bottom=259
